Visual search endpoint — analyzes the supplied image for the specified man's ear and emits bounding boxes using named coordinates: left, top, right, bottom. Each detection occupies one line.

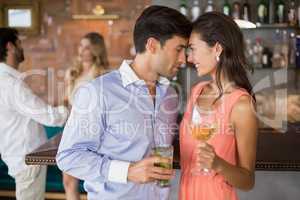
left=145, top=37, right=160, bottom=54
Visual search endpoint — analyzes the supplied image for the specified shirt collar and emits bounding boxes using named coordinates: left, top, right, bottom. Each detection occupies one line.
left=0, top=62, right=22, bottom=79
left=119, top=60, right=170, bottom=87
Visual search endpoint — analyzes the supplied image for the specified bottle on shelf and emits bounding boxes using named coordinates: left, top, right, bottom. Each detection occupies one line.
left=281, top=30, right=289, bottom=68
left=179, top=0, right=188, bottom=16
left=289, top=32, right=296, bottom=67
left=205, top=0, right=215, bottom=13
left=242, top=0, right=251, bottom=21
left=232, top=1, right=242, bottom=20
left=191, top=0, right=201, bottom=21
left=223, top=0, right=231, bottom=16
left=245, top=39, right=254, bottom=65
left=296, top=35, right=300, bottom=68
left=262, top=46, right=273, bottom=68
left=268, top=0, right=274, bottom=24
left=275, top=0, right=285, bottom=24
left=272, top=30, right=282, bottom=68
left=298, top=3, right=300, bottom=27
left=253, top=38, right=264, bottom=68
left=257, top=0, right=269, bottom=24
left=288, top=0, right=297, bottom=26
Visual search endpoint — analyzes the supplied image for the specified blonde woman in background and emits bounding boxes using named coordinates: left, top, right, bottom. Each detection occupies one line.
left=63, top=32, right=109, bottom=200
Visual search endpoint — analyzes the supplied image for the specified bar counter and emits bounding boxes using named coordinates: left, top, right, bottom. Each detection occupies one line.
left=25, top=123, right=300, bottom=171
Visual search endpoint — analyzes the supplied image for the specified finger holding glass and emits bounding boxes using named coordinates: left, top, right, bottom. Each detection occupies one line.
left=196, top=142, right=220, bottom=172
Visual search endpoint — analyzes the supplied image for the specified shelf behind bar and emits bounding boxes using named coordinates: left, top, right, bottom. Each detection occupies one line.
left=72, top=14, right=119, bottom=20
left=256, top=23, right=298, bottom=29
left=252, top=67, right=300, bottom=70
left=241, top=23, right=300, bottom=30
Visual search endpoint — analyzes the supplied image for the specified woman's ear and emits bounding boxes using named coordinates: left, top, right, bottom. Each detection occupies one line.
left=214, top=42, right=223, bottom=58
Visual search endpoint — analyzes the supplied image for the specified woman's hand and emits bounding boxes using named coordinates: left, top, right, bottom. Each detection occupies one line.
left=196, top=142, right=222, bottom=171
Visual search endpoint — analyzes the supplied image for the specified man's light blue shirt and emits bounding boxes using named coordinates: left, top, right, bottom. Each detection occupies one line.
left=56, top=60, right=179, bottom=200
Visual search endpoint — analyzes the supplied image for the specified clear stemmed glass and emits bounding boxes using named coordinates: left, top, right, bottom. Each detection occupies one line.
left=190, top=105, right=217, bottom=175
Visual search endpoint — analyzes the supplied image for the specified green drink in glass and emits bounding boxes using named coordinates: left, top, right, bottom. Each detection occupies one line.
left=152, top=145, right=174, bottom=187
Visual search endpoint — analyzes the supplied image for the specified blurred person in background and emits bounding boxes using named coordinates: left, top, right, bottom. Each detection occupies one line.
left=256, top=93, right=300, bottom=124
left=64, top=32, right=109, bottom=106
left=0, top=28, right=68, bottom=200
left=287, top=95, right=300, bottom=122
left=62, top=32, right=109, bottom=200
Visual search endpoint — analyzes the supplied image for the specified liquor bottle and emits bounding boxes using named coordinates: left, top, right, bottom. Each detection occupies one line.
left=242, top=0, right=251, bottom=21
left=245, top=39, right=254, bottom=65
left=289, top=32, right=296, bottom=67
left=223, top=0, right=231, bottom=16
left=269, top=0, right=274, bottom=24
left=253, top=38, right=263, bottom=68
left=288, top=0, right=297, bottom=26
left=232, top=1, right=241, bottom=20
left=298, top=3, right=300, bottom=27
left=179, top=0, right=188, bottom=16
left=191, top=0, right=201, bottom=21
left=296, top=35, right=300, bottom=68
left=257, top=0, right=269, bottom=24
left=281, top=30, right=289, bottom=68
left=272, top=29, right=283, bottom=68
left=262, top=47, right=273, bottom=68
left=205, top=0, right=215, bottom=13
left=275, top=0, right=285, bottom=23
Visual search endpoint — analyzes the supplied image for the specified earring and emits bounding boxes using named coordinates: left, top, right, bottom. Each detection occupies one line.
left=216, top=55, right=220, bottom=62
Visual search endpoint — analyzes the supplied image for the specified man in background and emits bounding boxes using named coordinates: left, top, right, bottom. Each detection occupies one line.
left=0, top=28, right=69, bottom=200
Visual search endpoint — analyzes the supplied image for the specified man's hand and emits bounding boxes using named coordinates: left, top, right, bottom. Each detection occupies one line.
left=127, top=156, right=174, bottom=184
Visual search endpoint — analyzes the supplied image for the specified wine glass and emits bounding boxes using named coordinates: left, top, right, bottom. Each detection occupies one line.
left=190, top=105, right=217, bottom=175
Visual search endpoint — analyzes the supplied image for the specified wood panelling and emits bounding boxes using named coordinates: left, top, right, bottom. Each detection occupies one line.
left=1, top=0, right=150, bottom=104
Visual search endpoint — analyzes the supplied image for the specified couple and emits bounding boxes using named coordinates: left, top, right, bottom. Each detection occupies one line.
left=57, top=5, right=258, bottom=200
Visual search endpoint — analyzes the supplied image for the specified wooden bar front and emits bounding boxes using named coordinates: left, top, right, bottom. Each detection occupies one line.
left=25, top=123, right=300, bottom=171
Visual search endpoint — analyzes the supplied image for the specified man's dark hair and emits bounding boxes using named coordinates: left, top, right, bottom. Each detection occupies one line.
left=0, top=28, right=19, bottom=62
left=133, top=5, right=192, bottom=53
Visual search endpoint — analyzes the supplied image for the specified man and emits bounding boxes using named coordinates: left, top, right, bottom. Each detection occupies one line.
left=56, top=5, right=191, bottom=200
left=0, top=28, right=69, bottom=200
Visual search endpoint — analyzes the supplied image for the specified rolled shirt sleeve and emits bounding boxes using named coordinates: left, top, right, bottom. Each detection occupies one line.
left=108, top=160, right=130, bottom=183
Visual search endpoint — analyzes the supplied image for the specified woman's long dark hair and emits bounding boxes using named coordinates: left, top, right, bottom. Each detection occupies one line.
left=192, top=12, right=255, bottom=102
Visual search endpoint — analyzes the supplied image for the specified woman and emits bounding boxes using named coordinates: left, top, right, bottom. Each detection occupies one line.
left=63, top=32, right=109, bottom=200
left=64, top=32, right=109, bottom=105
left=179, top=12, right=258, bottom=200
